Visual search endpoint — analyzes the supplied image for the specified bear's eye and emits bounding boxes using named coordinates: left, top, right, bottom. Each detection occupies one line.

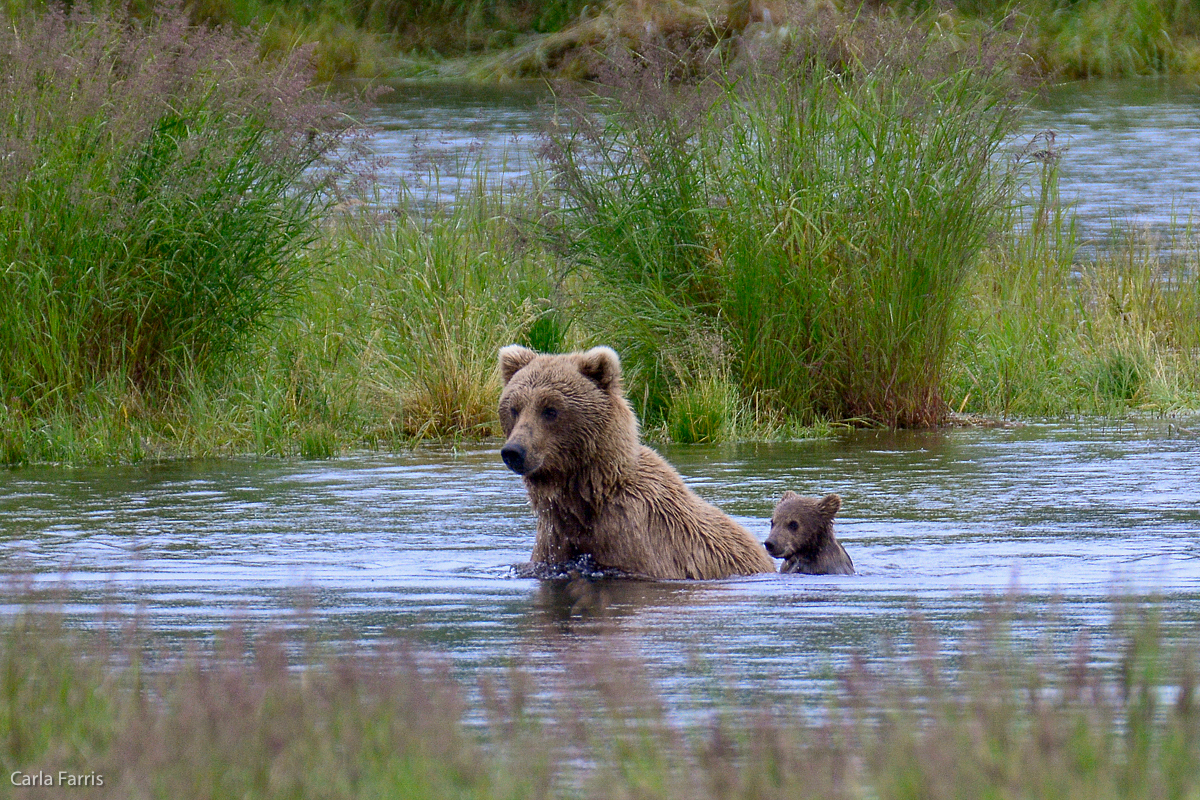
left=541, top=405, right=558, bottom=422
left=508, top=403, right=522, bottom=418
left=787, top=520, right=799, bottom=532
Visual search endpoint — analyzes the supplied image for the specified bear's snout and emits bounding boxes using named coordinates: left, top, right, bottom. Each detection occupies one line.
left=501, top=442, right=528, bottom=475
left=764, top=539, right=782, bottom=558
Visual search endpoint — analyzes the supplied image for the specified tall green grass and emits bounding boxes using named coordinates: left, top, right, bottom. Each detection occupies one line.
left=305, top=195, right=562, bottom=441
left=950, top=151, right=1200, bottom=417
left=3, top=598, right=1199, bottom=798
left=0, top=6, right=359, bottom=424
left=0, top=167, right=561, bottom=465
left=547, top=31, right=1022, bottom=428
left=3, top=4, right=1199, bottom=465
left=916, top=0, right=1200, bottom=77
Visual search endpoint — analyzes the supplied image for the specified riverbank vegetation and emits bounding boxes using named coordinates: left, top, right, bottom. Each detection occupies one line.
left=10, top=0, right=1200, bottom=81
left=952, top=191, right=1200, bottom=418
left=546, top=34, right=1022, bottom=429
left=2, top=3, right=1199, bottom=466
left=2, top=597, right=1199, bottom=798
left=0, top=4, right=372, bottom=464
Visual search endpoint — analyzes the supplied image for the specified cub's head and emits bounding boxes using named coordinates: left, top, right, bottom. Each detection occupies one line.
left=764, top=492, right=841, bottom=559
left=497, top=345, right=635, bottom=481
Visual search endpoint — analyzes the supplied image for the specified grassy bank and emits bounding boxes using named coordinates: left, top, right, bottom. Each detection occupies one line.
left=952, top=207, right=1200, bottom=418
left=2, top=598, right=1199, bottom=798
left=9, top=0, right=1200, bottom=81
left=2, top=4, right=1200, bottom=466
left=5, top=0, right=592, bottom=80
left=0, top=5, right=368, bottom=464
left=0, top=195, right=561, bottom=464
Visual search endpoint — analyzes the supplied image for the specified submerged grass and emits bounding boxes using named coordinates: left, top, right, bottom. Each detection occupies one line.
left=2, top=597, right=1199, bottom=798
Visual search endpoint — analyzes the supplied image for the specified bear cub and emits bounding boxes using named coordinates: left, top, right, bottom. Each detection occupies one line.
left=764, top=492, right=854, bottom=575
left=498, top=344, right=774, bottom=580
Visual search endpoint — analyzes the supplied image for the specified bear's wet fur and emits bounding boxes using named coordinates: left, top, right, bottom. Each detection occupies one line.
left=498, top=345, right=775, bottom=580
left=764, top=492, right=855, bottom=575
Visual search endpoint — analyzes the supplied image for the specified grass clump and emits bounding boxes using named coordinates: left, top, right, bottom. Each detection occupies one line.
left=0, top=177, right=562, bottom=464
left=2, top=598, right=1200, bottom=798
left=950, top=152, right=1200, bottom=418
left=0, top=5, right=362, bottom=439
left=126, top=192, right=559, bottom=457
left=312, top=196, right=562, bottom=440
left=547, top=29, right=1022, bottom=428
left=667, top=375, right=741, bottom=444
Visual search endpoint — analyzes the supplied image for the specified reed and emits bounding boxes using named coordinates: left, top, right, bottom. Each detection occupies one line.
left=951, top=152, right=1200, bottom=417
left=546, top=29, right=1022, bottom=428
left=4, top=5, right=1199, bottom=464
left=320, top=194, right=562, bottom=440
left=0, top=5, right=361, bottom=425
left=0, top=177, right=561, bottom=466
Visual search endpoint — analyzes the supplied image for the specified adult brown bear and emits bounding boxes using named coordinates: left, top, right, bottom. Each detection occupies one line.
left=498, top=345, right=774, bottom=580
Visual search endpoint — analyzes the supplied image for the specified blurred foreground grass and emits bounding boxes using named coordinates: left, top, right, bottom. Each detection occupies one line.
left=1, top=595, right=1198, bottom=799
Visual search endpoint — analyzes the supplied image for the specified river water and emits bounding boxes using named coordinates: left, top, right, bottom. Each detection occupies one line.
left=3, top=79, right=1200, bottom=711
left=365, top=77, right=1200, bottom=244
left=4, top=422, right=1200, bottom=708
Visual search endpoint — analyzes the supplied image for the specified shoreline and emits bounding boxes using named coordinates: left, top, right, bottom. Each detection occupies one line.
left=3, top=4, right=1199, bottom=467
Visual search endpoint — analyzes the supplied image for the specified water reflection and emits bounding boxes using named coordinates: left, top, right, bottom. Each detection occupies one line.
left=2, top=422, right=1199, bottom=707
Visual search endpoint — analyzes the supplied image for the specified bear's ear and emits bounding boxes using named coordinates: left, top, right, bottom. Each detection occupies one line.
left=499, top=345, right=538, bottom=386
left=577, top=346, right=621, bottom=392
left=781, top=490, right=799, bottom=502
left=817, top=493, right=842, bottom=519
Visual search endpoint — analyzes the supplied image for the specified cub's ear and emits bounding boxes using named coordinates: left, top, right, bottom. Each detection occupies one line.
left=577, top=346, right=622, bottom=392
left=781, top=490, right=800, bottom=502
left=817, top=493, right=842, bottom=518
left=499, top=345, right=538, bottom=386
